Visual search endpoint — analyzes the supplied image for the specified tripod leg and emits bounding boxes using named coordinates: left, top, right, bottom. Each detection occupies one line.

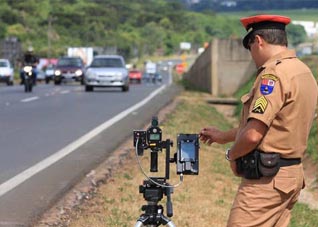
left=167, top=220, right=176, bottom=227
left=135, top=221, right=143, bottom=227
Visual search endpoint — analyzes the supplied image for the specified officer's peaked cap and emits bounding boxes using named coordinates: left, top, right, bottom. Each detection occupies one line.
left=240, top=15, right=291, bottom=49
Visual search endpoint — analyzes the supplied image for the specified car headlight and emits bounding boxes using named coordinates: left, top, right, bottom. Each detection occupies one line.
left=55, top=70, right=61, bottom=76
left=75, top=69, right=83, bottom=76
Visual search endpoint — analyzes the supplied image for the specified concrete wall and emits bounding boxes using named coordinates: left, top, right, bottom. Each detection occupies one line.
left=185, top=38, right=255, bottom=97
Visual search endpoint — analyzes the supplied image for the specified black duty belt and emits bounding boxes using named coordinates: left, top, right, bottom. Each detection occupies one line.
left=279, top=158, right=301, bottom=167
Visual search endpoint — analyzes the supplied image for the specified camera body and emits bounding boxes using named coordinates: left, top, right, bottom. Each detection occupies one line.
left=133, top=117, right=162, bottom=155
left=133, top=116, right=200, bottom=175
left=176, top=134, right=199, bottom=175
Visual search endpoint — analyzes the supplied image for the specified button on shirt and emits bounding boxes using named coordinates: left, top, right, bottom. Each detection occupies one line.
left=238, top=49, right=318, bottom=158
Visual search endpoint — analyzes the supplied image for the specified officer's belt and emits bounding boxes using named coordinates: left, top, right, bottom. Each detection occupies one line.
left=279, top=157, right=301, bottom=167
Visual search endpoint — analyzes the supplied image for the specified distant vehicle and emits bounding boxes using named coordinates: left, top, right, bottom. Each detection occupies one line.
left=143, top=71, right=162, bottom=84
left=155, top=72, right=162, bottom=83
left=145, top=61, right=156, bottom=75
left=36, top=70, right=45, bottom=82
left=0, top=59, right=14, bottom=86
left=54, top=57, right=85, bottom=85
left=44, top=65, right=55, bottom=84
left=129, top=69, right=142, bottom=83
left=84, top=55, right=129, bottom=92
left=144, top=61, right=159, bottom=84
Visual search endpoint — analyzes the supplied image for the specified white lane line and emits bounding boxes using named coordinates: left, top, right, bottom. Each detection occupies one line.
left=60, top=90, right=70, bottom=94
left=0, top=84, right=167, bottom=197
left=21, top=96, right=39, bottom=102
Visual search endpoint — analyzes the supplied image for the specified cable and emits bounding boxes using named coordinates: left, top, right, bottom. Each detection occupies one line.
left=135, top=138, right=183, bottom=188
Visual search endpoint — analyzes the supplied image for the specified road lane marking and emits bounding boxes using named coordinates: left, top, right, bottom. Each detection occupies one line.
left=0, top=84, right=167, bottom=197
left=21, top=96, right=39, bottom=102
left=60, top=90, right=70, bottom=94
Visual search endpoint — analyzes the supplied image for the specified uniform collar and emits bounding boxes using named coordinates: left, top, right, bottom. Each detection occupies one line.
left=258, top=49, right=296, bottom=71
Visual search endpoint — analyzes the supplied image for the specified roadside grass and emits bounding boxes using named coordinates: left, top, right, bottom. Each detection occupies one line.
left=67, top=89, right=318, bottom=227
left=67, top=90, right=238, bottom=227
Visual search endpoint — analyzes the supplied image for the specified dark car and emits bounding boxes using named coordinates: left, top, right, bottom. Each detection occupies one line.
left=54, top=57, right=85, bottom=85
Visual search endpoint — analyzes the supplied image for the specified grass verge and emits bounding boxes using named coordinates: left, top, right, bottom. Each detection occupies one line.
left=61, top=90, right=317, bottom=227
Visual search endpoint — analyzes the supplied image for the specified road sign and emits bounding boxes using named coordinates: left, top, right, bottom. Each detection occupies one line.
left=176, top=63, right=184, bottom=74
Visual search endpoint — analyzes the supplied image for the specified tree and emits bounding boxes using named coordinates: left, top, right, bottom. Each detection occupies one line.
left=287, top=24, right=307, bottom=47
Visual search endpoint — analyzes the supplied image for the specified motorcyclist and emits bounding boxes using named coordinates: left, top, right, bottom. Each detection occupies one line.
left=20, top=46, right=38, bottom=85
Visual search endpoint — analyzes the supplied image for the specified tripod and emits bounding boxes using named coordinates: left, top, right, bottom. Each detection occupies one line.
left=135, top=178, right=175, bottom=227
left=135, top=139, right=176, bottom=227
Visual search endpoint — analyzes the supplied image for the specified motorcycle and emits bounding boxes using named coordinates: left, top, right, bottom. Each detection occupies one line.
left=23, top=65, right=34, bottom=92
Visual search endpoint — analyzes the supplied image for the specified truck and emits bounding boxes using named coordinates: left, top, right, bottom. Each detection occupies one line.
left=67, top=47, right=93, bottom=66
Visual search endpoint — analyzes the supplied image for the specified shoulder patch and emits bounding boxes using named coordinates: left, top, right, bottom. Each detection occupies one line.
left=252, top=96, right=268, bottom=114
left=260, top=74, right=278, bottom=95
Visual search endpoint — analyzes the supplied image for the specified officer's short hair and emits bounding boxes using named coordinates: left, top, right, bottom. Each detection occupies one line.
left=247, top=29, right=288, bottom=47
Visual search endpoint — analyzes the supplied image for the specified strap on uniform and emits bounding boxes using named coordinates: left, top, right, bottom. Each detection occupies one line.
left=279, top=157, right=301, bottom=167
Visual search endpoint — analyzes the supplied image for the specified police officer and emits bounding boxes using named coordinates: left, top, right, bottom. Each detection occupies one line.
left=200, top=15, right=318, bottom=226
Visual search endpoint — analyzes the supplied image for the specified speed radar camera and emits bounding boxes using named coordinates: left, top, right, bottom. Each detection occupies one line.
left=133, top=116, right=200, bottom=226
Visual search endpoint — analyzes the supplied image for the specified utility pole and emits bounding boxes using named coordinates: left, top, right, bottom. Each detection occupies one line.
left=47, top=15, right=57, bottom=59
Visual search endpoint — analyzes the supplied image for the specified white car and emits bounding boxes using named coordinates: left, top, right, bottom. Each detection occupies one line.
left=0, top=59, right=14, bottom=86
left=84, top=55, right=129, bottom=92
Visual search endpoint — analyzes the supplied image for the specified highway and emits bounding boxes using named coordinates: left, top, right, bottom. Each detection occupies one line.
left=0, top=65, right=182, bottom=226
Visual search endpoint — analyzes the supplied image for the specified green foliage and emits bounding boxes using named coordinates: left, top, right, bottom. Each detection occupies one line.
left=291, top=203, right=318, bottom=227
left=0, top=0, right=242, bottom=59
left=299, top=56, right=318, bottom=162
left=233, top=76, right=255, bottom=117
left=287, top=24, right=307, bottom=47
left=0, top=2, right=315, bottom=60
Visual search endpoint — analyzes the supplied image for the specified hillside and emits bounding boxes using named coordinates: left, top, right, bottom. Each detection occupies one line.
left=0, top=0, right=241, bottom=59
left=0, top=0, right=310, bottom=62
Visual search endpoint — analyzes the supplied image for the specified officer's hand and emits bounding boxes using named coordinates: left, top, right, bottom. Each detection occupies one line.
left=199, top=127, right=226, bottom=145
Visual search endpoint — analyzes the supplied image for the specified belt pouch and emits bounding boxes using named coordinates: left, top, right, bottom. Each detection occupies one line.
left=236, top=150, right=261, bottom=179
left=258, top=152, right=280, bottom=177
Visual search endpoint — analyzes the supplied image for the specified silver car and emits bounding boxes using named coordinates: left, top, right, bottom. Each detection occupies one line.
left=84, top=55, right=129, bottom=92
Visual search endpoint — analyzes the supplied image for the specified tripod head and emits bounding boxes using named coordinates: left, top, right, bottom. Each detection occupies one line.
left=136, top=178, right=175, bottom=227
left=140, top=178, right=173, bottom=217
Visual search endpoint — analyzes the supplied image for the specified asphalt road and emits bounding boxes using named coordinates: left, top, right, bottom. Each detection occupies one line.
left=0, top=66, right=182, bottom=226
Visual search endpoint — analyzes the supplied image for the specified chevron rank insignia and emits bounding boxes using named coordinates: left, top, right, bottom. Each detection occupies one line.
left=252, top=96, right=268, bottom=114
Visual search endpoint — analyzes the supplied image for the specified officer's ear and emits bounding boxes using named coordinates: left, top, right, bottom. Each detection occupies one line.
left=254, top=35, right=262, bottom=45
left=254, top=35, right=268, bottom=48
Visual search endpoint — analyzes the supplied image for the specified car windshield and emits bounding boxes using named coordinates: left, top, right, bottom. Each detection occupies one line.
left=0, top=61, right=9, bottom=67
left=91, top=58, right=124, bottom=68
left=57, top=58, right=82, bottom=67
